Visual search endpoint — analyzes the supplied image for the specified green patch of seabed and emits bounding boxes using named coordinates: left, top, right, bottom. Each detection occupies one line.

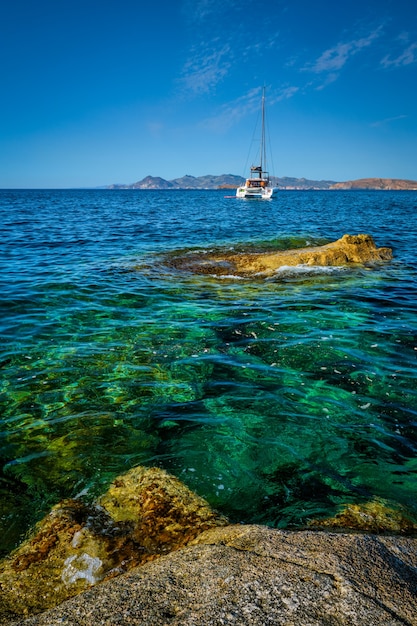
left=161, top=311, right=417, bottom=525
left=1, top=269, right=417, bottom=553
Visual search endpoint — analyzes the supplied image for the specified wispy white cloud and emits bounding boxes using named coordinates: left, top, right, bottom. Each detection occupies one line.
left=370, top=114, right=407, bottom=127
left=268, top=85, right=300, bottom=104
left=200, top=87, right=263, bottom=131
left=178, top=0, right=282, bottom=98
left=310, top=42, right=355, bottom=73
left=306, top=27, right=382, bottom=74
left=179, top=41, right=232, bottom=95
left=381, top=42, right=417, bottom=68
left=181, top=0, right=240, bottom=24
left=201, top=85, right=299, bottom=132
left=177, top=0, right=239, bottom=96
left=314, top=72, right=339, bottom=91
left=179, top=28, right=282, bottom=98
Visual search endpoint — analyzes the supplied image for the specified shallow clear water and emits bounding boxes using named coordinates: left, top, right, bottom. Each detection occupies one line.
left=1, top=189, right=416, bottom=554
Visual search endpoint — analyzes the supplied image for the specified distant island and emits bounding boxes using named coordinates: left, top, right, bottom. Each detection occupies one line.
left=330, top=178, right=417, bottom=190
left=106, top=175, right=417, bottom=191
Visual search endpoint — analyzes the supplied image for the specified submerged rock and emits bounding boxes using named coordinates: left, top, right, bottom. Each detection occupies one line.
left=98, top=465, right=228, bottom=554
left=12, top=524, right=417, bottom=626
left=0, top=466, right=226, bottom=619
left=166, top=234, right=392, bottom=277
left=309, top=497, right=417, bottom=534
left=3, top=468, right=416, bottom=624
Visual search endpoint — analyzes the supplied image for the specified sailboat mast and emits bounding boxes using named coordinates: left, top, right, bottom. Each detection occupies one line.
left=235, top=85, right=277, bottom=198
left=260, top=86, right=266, bottom=172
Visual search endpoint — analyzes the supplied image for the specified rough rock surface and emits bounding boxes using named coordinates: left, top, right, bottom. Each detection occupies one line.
left=0, top=467, right=226, bottom=619
left=166, top=234, right=393, bottom=277
left=6, top=524, right=417, bottom=626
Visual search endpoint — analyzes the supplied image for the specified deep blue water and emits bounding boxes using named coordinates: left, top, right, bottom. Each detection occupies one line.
left=1, top=189, right=417, bottom=554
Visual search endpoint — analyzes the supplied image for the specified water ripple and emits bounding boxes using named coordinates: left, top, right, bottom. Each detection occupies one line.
left=0, top=189, right=417, bottom=553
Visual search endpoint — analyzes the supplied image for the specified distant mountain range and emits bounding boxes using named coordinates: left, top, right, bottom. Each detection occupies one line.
left=106, top=175, right=417, bottom=191
left=330, top=178, right=417, bottom=190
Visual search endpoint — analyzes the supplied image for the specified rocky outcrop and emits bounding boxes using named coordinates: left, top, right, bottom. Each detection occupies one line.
left=0, top=467, right=226, bottom=619
left=2, top=467, right=417, bottom=625
left=165, top=234, right=392, bottom=277
left=11, top=524, right=417, bottom=626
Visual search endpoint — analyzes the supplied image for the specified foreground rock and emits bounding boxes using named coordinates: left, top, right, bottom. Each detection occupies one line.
left=165, top=234, right=392, bottom=277
left=0, top=467, right=226, bottom=620
left=8, top=524, right=417, bottom=626
left=2, top=466, right=416, bottom=625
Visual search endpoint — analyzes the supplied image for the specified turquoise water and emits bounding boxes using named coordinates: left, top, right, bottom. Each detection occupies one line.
left=1, top=189, right=416, bottom=554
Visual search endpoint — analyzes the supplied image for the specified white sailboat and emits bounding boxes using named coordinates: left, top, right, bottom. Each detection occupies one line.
left=236, top=87, right=277, bottom=199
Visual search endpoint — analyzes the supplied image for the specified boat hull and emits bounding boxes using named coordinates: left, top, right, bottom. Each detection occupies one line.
left=236, top=186, right=277, bottom=199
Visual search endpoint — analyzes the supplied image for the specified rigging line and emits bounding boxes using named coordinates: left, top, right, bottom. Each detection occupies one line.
left=241, top=105, right=262, bottom=178
left=261, top=86, right=266, bottom=171
left=264, top=105, right=276, bottom=179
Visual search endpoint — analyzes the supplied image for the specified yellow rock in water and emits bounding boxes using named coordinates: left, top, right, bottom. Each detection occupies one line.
left=309, top=498, right=417, bottom=534
left=165, top=234, right=392, bottom=277
left=0, top=466, right=227, bottom=619
left=98, top=466, right=228, bottom=555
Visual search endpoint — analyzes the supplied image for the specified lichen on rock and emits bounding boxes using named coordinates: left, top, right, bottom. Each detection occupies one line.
left=0, top=466, right=227, bottom=618
left=98, top=466, right=228, bottom=554
left=164, top=234, right=393, bottom=277
left=308, top=497, right=417, bottom=533
left=12, top=524, right=417, bottom=626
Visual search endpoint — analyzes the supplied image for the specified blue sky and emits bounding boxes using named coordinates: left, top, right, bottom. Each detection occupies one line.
left=1, top=0, right=416, bottom=187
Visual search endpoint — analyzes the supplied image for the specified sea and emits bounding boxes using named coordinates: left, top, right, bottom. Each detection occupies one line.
left=1, top=188, right=416, bottom=555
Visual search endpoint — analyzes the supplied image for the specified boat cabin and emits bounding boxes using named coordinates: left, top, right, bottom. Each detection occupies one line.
left=246, top=165, right=270, bottom=187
